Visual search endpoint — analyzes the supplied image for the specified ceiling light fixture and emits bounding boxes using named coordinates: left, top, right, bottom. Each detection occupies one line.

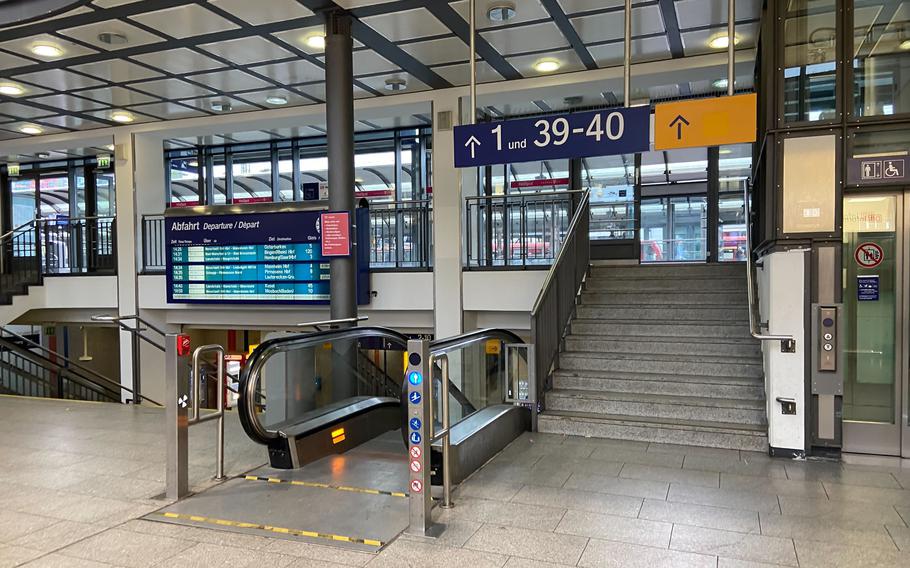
left=901, top=39, right=910, bottom=50
left=210, top=101, right=232, bottom=112
left=384, top=78, right=407, bottom=92
left=533, top=59, right=561, bottom=73
left=20, top=125, right=43, bottom=135
left=712, top=78, right=729, bottom=89
left=487, top=3, right=516, bottom=22
left=97, top=32, right=128, bottom=45
left=266, top=95, right=288, bottom=105
left=36, top=152, right=51, bottom=159
left=719, top=149, right=733, bottom=155
left=0, top=84, right=24, bottom=96
left=708, top=34, right=738, bottom=49
left=304, top=33, right=326, bottom=50
left=110, top=111, right=134, bottom=123
left=31, top=43, right=63, bottom=57
left=106, top=144, right=115, bottom=151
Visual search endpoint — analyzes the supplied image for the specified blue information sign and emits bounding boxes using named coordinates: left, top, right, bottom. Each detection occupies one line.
left=408, top=391, right=422, bottom=405
left=409, top=431, right=422, bottom=444
left=857, top=275, right=879, bottom=301
left=165, top=209, right=370, bottom=305
left=454, top=106, right=651, bottom=168
left=409, top=417, right=421, bottom=431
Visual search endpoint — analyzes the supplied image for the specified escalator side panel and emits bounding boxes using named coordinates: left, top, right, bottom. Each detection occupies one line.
left=267, top=404, right=402, bottom=469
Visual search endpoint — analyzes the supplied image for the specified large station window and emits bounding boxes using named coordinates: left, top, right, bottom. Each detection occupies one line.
left=782, top=0, right=838, bottom=122
left=168, top=151, right=201, bottom=207
left=232, top=147, right=273, bottom=204
left=853, top=0, right=910, bottom=117
left=586, top=154, right=635, bottom=241
left=717, top=144, right=752, bottom=262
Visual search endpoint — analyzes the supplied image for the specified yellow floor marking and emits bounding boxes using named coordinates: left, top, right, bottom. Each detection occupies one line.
left=240, top=475, right=407, bottom=498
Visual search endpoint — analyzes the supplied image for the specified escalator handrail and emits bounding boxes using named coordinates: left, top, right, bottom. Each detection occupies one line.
left=429, top=328, right=524, bottom=356
left=238, top=325, right=410, bottom=444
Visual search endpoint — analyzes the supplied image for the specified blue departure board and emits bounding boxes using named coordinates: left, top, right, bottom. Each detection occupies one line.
left=165, top=209, right=370, bottom=305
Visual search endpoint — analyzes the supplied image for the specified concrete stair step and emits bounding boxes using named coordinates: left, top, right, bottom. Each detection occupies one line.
left=560, top=352, right=763, bottom=378
left=576, top=304, right=749, bottom=321
left=590, top=263, right=745, bottom=280
left=564, top=336, right=761, bottom=358
left=570, top=319, right=754, bottom=339
left=538, top=410, right=768, bottom=452
left=545, top=389, right=767, bottom=425
left=552, top=370, right=765, bottom=400
left=581, top=291, right=747, bottom=306
left=586, top=276, right=746, bottom=292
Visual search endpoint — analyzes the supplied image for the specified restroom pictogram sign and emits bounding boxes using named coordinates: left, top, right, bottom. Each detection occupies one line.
left=854, top=242, right=883, bottom=268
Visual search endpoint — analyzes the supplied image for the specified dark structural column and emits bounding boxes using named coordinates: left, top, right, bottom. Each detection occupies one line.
left=325, top=10, right=357, bottom=327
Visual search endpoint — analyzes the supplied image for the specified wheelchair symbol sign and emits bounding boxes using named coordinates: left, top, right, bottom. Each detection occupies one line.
left=883, top=159, right=904, bottom=179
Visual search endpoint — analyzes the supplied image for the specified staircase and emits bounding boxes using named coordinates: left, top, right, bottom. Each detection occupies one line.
left=538, top=263, right=768, bottom=452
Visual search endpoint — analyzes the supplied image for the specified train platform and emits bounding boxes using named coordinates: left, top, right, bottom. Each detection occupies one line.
left=0, top=397, right=909, bottom=567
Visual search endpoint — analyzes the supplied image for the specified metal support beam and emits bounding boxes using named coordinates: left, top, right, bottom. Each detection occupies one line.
left=326, top=10, right=357, bottom=327
left=165, top=333, right=189, bottom=501
left=728, top=0, right=735, bottom=96
left=624, top=0, right=632, bottom=107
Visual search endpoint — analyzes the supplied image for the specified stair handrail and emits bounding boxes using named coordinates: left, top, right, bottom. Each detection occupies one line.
left=744, top=181, right=796, bottom=350
left=0, top=325, right=161, bottom=405
left=0, top=219, right=37, bottom=243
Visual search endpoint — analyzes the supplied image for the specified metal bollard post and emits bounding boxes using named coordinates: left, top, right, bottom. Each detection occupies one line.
left=405, top=339, right=434, bottom=536
left=439, top=355, right=452, bottom=509
left=165, top=333, right=191, bottom=500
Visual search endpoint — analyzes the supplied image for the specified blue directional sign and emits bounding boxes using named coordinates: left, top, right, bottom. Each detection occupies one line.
left=454, top=106, right=651, bottom=168
left=409, top=431, right=422, bottom=445
left=409, top=391, right=422, bottom=405
left=410, top=417, right=422, bottom=431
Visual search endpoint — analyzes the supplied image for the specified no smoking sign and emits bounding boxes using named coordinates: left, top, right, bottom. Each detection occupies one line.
left=855, top=242, right=884, bottom=268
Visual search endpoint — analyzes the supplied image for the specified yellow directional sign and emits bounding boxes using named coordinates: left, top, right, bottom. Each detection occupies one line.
left=654, top=93, right=757, bottom=150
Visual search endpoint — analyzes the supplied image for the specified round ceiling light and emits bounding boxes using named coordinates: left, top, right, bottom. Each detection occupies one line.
left=111, top=111, right=134, bottom=123
left=210, top=101, right=232, bottom=112
left=533, top=59, right=561, bottom=73
left=106, top=144, right=115, bottom=151
left=266, top=95, right=288, bottom=105
left=31, top=43, right=64, bottom=57
left=19, top=124, right=43, bottom=135
left=901, top=39, right=910, bottom=50
left=36, top=151, right=51, bottom=159
left=487, top=3, right=516, bottom=22
left=384, top=78, right=407, bottom=92
left=304, top=33, right=326, bottom=50
left=0, top=83, right=24, bottom=96
left=708, top=34, right=739, bottom=49
left=97, top=32, right=128, bottom=45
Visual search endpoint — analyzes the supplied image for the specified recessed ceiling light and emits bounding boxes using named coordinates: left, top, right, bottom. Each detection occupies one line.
left=708, top=34, right=739, bottom=49
left=901, top=39, right=910, bottom=50
left=36, top=152, right=51, bottom=159
left=106, top=144, right=115, bottom=151
left=533, top=59, right=561, bottom=73
left=487, top=3, right=516, bottom=22
left=712, top=78, right=729, bottom=89
left=304, top=33, right=326, bottom=50
left=111, top=111, right=134, bottom=123
left=0, top=83, right=24, bottom=96
left=266, top=95, right=288, bottom=105
left=384, top=78, right=407, bottom=92
left=31, top=43, right=63, bottom=57
left=210, top=101, right=232, bottom=112
left=20, top=125, right=43, bottom=135
left=97, top=32, right=128, bottom=45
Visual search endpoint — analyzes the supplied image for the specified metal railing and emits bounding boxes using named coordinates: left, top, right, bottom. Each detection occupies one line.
left=744, top=182, right=796, bottom=351
left=369, top=200, right=432, bottom=269
left=530, top=191, right=590, bottom=402
left=143, top=201, right=434, bottom=273
left=465, top=190, right=583, bottom=269
left=640, top=237, right=707, bottom=263
left=0, top=325, right=159, bottom=405
left=191, top=344, right=226, bottom=481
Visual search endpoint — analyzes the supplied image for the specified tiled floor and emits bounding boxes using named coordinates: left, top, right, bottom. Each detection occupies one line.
left=1, top=396, right=910, bottom=567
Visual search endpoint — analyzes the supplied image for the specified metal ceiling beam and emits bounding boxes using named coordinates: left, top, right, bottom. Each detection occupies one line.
left=424, top=2, right=522, bottom=81
left=539, top=0, right=597, bottom=70
left=657, top=0, right=685, bottom=58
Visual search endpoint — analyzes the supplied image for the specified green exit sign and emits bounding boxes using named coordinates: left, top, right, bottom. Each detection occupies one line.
left=97, top=154, right=111, bottom=169
left=8, top=163, right=19, bottom=176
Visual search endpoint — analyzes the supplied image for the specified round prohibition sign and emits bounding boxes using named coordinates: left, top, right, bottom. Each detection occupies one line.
left=409, top=446, right=422, bottom=459
left=409, top=459, right=422, bottom=473
left=854, top=242, right=884, bottom=268
left=410, top=479, right=423, bottom=493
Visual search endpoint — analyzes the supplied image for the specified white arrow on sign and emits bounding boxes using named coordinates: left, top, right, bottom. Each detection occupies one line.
left=465, top=135, right=481, bottom=159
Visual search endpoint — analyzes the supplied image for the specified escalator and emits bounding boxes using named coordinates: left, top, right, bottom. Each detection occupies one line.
left=152, top=325, right=534, bottom=551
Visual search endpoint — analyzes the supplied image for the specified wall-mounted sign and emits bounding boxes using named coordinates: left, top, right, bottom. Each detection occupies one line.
left=510, top=177, right=570, bottom=189
left=654, top=94, right=757, bottom=150
left=8, top=163, right=19, bottom=177
left=165, top=209, right=369, bottom=305
left=854, top=242, right=884, bottom=268
left=96, top=154, right=111, bottom=169
left=857, top=275, right=879, bottom=301
left=454, top=106, right=650, bottom=168
left=320, top=211, right=352, bottom=257
left=848, top=155, right=906, bottom=185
